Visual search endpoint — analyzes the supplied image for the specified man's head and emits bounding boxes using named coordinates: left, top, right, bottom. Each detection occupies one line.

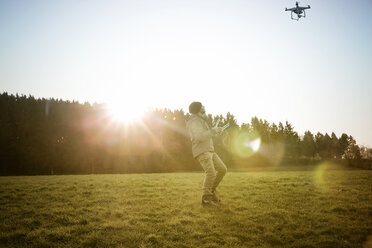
left=189, top=101, right=205, bottom=115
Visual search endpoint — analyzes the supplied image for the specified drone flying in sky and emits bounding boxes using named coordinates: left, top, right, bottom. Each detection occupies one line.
left=285, top=1, right=311, bottom=21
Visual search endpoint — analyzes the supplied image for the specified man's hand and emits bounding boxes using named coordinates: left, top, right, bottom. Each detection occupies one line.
left=213, top=127, right=223, bottom=135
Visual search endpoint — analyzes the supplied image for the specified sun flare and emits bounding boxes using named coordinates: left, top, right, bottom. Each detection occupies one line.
left=107, top=101, right=145, bottom=124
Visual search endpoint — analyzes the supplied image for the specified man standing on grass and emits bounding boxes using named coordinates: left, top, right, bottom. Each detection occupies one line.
left=186, top=102, right=227, bottom=207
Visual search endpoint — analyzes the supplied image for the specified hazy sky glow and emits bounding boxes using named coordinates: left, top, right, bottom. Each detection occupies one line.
left=1, top=0, right=371, bottom=146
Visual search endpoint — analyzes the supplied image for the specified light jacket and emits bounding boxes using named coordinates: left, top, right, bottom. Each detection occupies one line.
left=186, top=114, right=216, bottom=158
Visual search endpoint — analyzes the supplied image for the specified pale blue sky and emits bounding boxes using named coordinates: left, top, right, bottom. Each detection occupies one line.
left=0, top=0, right=371, bottom=146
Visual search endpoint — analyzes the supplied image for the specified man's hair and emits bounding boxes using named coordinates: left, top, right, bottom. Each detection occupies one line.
left=189, top=102, right=202, bottom=114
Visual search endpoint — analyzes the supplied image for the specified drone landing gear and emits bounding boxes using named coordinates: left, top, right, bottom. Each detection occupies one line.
left=291, top=10, right=306, bottom=21
left=291, top=11, right=299, bottom=21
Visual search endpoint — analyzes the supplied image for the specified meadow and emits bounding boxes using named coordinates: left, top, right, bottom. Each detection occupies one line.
left=0, top=168, right=371, bottom=248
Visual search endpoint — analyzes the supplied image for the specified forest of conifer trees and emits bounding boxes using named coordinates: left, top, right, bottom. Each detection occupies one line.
left=0, top=92, right=371, bottom=175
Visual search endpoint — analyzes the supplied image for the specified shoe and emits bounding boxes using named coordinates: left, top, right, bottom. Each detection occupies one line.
left=212, top=193, right=221, bottom=202
left=201, top=195, right=218, bottom=207
left=211, top=191, right=221, bottom=203
left=201, top=198, right=218, bottom=207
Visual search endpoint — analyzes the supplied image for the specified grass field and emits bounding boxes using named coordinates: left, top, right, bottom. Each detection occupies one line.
left=0, top=168, right=371, bottom=248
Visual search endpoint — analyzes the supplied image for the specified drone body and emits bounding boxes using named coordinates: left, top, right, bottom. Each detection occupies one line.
left=285, top=1, right=311, bottom=20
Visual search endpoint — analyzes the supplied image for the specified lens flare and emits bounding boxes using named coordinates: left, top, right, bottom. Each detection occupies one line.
left=314, top=162, right=328, bottom=190
left=313, top=161, right=344, bottom=191
left=247, top=138, right=261, bottom=152
left=233, top=131, right=261, bottom=158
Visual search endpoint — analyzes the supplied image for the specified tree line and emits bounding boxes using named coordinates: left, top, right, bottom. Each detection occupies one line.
left=0, top=92, right=371, bottom=175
